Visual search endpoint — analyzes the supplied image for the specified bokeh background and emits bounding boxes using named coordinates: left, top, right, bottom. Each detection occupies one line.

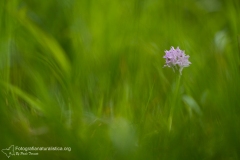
left=1, top=0, right=240, bottom=159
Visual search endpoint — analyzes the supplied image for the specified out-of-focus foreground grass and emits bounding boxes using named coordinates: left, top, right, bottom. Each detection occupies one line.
left=1, top=0, right=240, bottom=159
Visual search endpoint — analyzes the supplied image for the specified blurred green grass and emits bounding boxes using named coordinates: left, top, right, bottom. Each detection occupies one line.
left=1, top=0, right=240, bottom=159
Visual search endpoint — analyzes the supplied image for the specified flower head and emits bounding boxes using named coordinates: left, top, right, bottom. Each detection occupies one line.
left=163, top=46, right=191, bottom=75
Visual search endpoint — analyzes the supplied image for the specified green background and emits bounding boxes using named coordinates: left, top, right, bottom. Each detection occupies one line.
left=1, top=0, right=240, bottom=159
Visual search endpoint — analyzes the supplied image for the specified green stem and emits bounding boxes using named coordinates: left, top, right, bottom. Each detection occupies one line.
left=168, top=74, right=181, bottom=131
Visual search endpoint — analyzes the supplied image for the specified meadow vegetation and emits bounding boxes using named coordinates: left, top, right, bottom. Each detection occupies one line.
left=1, top=0, right=240, bottom=159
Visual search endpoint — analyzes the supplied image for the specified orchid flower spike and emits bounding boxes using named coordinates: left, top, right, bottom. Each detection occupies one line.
left=163, top=46, right=191, bottom=75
